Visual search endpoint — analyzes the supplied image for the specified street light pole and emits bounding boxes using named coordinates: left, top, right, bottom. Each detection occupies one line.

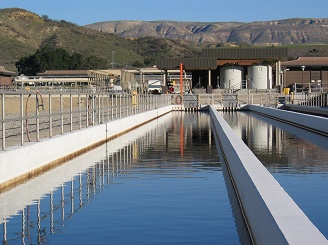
left=301, top=65, right=305, bottom=91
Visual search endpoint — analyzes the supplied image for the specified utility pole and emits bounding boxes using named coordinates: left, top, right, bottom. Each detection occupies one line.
left=111, top=51, right=115, bottom=68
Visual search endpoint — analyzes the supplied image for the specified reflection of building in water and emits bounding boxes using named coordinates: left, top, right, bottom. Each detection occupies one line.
left=222, top=111, right=285, bottom=167
left=224, top=111, right=328, bottom=173
left=245, top=112, right=328, bottom=172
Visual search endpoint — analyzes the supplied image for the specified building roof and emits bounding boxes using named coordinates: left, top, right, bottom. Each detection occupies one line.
left=202, top=47, right=288, bottom=60
left=156, top=58, right=217, bottom=70
left=281, top=57, right=328, bottom=67
left=0, top=66, right=16, bottom=76
left=37, top=70, right=88, bottom=77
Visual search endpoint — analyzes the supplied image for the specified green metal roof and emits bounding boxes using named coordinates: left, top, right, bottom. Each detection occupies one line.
left=202, top=47, right=288, bottom=60
left=156, top=58, right=217, bottom=70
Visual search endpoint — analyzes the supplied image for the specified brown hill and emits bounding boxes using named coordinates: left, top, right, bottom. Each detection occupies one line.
left=0, top=8, right=200, bottom=71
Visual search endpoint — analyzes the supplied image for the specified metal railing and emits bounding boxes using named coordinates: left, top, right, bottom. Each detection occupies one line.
left=197, top=93, right=281, bottom=109
left=0, top=91, right=171, bottom=151
left=284, top=92, right=328, bottom=107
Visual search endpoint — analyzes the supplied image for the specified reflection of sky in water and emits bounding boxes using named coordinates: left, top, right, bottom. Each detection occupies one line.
left=0, top=112, right=250, bottom=245
left=221, top=111, right=328, bottom=239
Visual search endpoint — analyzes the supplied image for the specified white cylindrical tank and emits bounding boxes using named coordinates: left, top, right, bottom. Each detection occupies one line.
left=219, top=66, right=244, bottom=89
left=248, top=65, right=272, bottom=89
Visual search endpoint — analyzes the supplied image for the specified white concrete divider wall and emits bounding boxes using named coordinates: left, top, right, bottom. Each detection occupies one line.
left=247, top=105, right=328, bottom=135
left=209, top=105, right=328, bottom=245
left=0, top=106, right=172, bottom=191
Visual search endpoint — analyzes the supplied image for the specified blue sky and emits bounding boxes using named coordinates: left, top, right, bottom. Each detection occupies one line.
left=1, top=0, right=328, bottom=26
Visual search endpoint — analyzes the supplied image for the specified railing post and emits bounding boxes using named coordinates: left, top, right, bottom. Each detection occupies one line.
left=86, top=94, right=89, bottom=127
left=114, top=95, right=117, bottom=119
left=98, top=93, right=101, bottom=125
left=36, top=94, right=40, bottom=141
left=78, top=93, right=81, bottom=130
left=101, top=93, right=104, bottom=123
left=20, top=93, right=24, bottom=145
left=70, top=94, right=73, bottom=132
left=60, top=93, right=64, bottom=134
left=49, top=93, right=53, bottom=138
left=2, top=93, right=5, bottom=150
left=111, top=94, right=114, bottom=121
left=92, top=94, right=95, bottom=125
left=127, top=94, right=129, bottom=116
left=106, top=93, right=109, bottom=122
left=119, top=96, right=122, bottom=118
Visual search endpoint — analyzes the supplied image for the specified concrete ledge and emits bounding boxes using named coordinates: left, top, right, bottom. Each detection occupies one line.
left=247, top=105, right=328, bottom=135
left=0, top=106, right=172, bottom=191
left=209, top=105, right=327, bottom=245
left=284, top=104, right=328, bottom=117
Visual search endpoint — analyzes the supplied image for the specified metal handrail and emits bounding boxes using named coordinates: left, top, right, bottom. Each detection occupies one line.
left=284, top=92, right=328, bottom=107
left=0, top=91, right=171, bottom=150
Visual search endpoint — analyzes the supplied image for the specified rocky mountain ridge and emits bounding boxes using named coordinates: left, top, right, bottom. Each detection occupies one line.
left=85, top=18, right=328, bottom=46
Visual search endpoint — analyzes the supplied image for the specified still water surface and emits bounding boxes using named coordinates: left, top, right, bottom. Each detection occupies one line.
left=3, top=110, right=327, bottom=244
left=0, top=112, right=250, bottom=244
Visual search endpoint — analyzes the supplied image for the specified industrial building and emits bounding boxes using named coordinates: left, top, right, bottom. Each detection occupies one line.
left=2, top=47, right=328, bottom=93
left=157, top=47, right=328, bottom=93
left=281, top=57, right=328, bottom=92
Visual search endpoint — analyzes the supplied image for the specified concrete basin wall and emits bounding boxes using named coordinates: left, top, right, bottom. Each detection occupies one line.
left=0, top=106, right=172, bottom=191
left=209, top=105, right=327, bottom=245
left=247, top=105, right=328, bottom=135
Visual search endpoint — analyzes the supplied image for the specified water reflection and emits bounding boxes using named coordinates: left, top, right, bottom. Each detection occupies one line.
left=221, top=111, right=328, bottom=173
left=0, top=112, right=249, bottom=244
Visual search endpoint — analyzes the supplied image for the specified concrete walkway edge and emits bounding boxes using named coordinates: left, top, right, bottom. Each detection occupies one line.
left=209, top=105, right=328, bottom=245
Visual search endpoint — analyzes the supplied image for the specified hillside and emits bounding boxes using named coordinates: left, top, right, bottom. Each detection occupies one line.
left=2, top=8, right=328, bottom=72
left=0, top=8, right=200, bottom=71
left=85, top=19, right=328, bottom=46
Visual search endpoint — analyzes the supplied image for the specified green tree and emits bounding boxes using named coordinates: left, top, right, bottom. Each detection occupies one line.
left=132, top=60, right=144, bottom=68
left=15, top=46, right=108, bottom=75
left=83, top=56, right=108, bottom=70
left=70, top=53, right=85, bottom=69
left=144, top=57, right=156, bottom=67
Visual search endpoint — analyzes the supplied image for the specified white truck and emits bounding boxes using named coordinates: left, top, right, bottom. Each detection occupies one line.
left=109, top=85, right=123, bottom=97
left=147, top=80, right=162, bottom=94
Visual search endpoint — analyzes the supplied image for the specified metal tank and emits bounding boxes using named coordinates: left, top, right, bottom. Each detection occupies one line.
left=219, top=66, right=244, bottom=90
left=247, top=65, right=272, bottom=89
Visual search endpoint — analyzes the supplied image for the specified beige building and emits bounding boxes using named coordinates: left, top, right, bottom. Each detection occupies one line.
left=0, top=66, right=16, bottom=88
left=281, top=57, right=328, bottom=92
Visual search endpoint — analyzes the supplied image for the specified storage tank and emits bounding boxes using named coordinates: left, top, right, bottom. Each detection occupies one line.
left=219, top=66, right=244, bottom=89
left=247, top=65, right=272, bottom=89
